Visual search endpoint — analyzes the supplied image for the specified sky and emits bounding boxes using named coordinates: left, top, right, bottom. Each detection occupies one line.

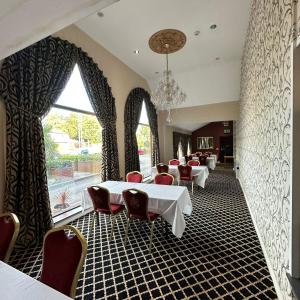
left=56, top=64, right=149, bottom=125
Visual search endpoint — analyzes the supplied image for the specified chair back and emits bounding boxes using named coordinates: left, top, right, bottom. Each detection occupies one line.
left=0, top=213, right=20, bottom=262
left=154, top=173, right=174, bottom=185
left=169, top=159, right=180, bottom=166
left=122, top=189, right=149, bottom=221
left=178, top=165, right=192, bottom=181
left=40, top=225, right=87, bottom=298
left=156, top=163, right=169, bottom=174
left=87, top=186, right=111, bottom=214
left=199, top=156, right=207, bottom=165
left=196, top=152, right=202, bottom=157
left=126, top=171, right=143, bottom=183
left=188, top=160, right=200, bottom=166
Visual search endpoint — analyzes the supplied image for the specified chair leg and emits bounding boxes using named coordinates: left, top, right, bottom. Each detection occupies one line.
left=192, top=181, right=194, bottom=194
left=97, top=212, right=100, bottom=226
left=149, top=221, right=155, bottom=253
left=109, top=214, right=116, bottom=241
left=89, top=212, right=97, bottom=232
left=124, top=218, right=130, bottom=246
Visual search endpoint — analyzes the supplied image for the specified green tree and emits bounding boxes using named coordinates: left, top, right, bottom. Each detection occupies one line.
left=43, top=124, right=58, bottom=160
left=136, top=125, right=151, bottom=153
left=44, top=111, right=102, bottom=145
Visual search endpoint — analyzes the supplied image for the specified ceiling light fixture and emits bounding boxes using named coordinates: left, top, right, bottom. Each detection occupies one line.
left=210, top=24, right=217, bottom=30
left=149, top=29, right=187, bottom=123
left=216, top=57, right=220, bottom=61
left=97, top=12, right=104, bottom=18
left=133, top=49, right=140, bottom=54
left=194, top=30, right=200, bottom=36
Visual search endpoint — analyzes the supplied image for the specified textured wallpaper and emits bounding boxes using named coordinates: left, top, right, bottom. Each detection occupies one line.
left=236, top=0, right=293, bottom=298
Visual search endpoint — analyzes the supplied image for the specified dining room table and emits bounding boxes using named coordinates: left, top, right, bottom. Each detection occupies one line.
left=0, top=261, right=71, bottom=300
left=84, top=181, right=192, bottom=238
left=192, top=156, right=216, bottom=170
left=152, top=165, right=209, bottom=188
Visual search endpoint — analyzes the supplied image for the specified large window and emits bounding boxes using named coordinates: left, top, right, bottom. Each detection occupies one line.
left=43, top=65, right=102, bottom=217
left=136, top=101, right=152, bottom=178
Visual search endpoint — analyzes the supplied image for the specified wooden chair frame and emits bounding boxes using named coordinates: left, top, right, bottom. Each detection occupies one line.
left=126, top=171, right=144, bottom=182
left=154, top=173, right=175, bottom=185
left=0, top=212, right=20, bottom=263
left=42, top=225, right=87, bottom=299
left=123, top=189, right=157, bottom=252
left=89, top=186, right=124, bottom=241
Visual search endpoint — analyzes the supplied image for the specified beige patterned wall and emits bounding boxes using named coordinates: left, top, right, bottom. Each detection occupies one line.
left=236, top=0, right=293, bottom=298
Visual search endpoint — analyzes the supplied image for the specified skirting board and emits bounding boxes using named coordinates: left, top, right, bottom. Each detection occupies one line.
left=238, top=178, right=285, bottom=300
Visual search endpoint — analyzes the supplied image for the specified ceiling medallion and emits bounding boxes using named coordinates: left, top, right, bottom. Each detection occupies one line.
left=149, top=29, right=187, bottom=123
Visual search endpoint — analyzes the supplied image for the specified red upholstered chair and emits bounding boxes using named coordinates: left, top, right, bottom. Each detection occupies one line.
left=126, top=171, right=144, bottom=183
left=169, top=159, right=180, bottom=166
left=87, top=186, right=125, bottom=240
left=178, top=165, right=195, bottom=194
left=156, top=163, right=169, bottom=174
left=199, top=155, right=207, bottom=165
left=0, top=213, right=20, bottom=263
left=154, top=173, right=174, bottom=185
left=40, top=225, right=87, bottom=298
left=122, top=189, right=160, bottom=252
left=188, top=160, right=200, bottom=167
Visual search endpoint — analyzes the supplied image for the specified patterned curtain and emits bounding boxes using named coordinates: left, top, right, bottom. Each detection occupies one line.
left=173, top=132, right=192, bottom=159
left=145, top=98, right=160, bottom=167
left=0, top=36, right=76, bottom=247
left=124, top=88, right=160, bottom=176
left=77, top=51, right=120, bottom=181
left=124, top=89, right=143, bottom=175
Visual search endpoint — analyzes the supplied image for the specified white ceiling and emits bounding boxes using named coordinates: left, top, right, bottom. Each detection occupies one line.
left=76, top=0, right=251, bottom=108
left=0, top=0, right=118, bottom=60
left=172, top=123, right=209, bottom=133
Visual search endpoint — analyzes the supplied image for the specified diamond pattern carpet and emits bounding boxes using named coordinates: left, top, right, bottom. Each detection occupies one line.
left=9, top=170, right=277, bottom=299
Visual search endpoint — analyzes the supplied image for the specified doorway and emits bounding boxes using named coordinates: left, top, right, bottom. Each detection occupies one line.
left=219, top=136, right=233, bottom=163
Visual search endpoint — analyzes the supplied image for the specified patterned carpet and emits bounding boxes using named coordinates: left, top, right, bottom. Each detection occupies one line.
left=9, top=170, right=277, bottom=299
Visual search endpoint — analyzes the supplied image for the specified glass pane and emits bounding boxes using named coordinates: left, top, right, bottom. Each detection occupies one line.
left=139, top=101, right=149, bottom=125
left=43, top=107, right=102, bottom=216
left=136, top=124, right=151, bottom=178
left=55, top=64, right=94, bottom=113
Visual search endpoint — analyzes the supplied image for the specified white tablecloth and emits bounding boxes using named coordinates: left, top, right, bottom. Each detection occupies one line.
left=0, top=261, right=71, bottom=300
left=192, top=156, right=216, bottom=170
left=206, top=157, right=216, bottom=170
left=84, top=181, right=192, bottom=238
left=211, top=154, right=218, bottom=162
left=151, top=165, right=209, bottom=188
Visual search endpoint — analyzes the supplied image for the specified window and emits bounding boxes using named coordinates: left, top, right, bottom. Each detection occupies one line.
left=177, top=141, right=184, bottom=160
left=43, top=65, right=102, bottom=217
left=187, top=141, right=191, bottom=156
left=136, top=101, right=152, bottom=178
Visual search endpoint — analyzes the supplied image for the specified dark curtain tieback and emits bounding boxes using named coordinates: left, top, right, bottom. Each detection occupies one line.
left=8, top=103, right=41, bottom=119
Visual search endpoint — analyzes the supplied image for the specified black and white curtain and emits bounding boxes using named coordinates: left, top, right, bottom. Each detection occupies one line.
left=0, top=36, right=120, bottom=247
left=77, top=51, right=120, bottom=181
left=0, top=37, right=77, bottom=247
left=173, top=132, right=192, bottom=159
left=124, top=89, right=143, bottom=174
left=124, top=88, right=160, bottom=176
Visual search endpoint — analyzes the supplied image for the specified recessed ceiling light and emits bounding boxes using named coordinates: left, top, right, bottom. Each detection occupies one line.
left=97, top=12, right=104, bottom=18
left=210, top=24, right=217, bottom=30
left=216, top=57, right=220, bottom=61
left=155, top=71, right=159, bottom=74
left=133, top=49, right=140, bottom=54
left=194, top=30, right=200, bottom=36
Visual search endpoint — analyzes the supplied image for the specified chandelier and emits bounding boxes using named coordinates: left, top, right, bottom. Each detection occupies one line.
left=149, top=29, right=187, bottom=122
